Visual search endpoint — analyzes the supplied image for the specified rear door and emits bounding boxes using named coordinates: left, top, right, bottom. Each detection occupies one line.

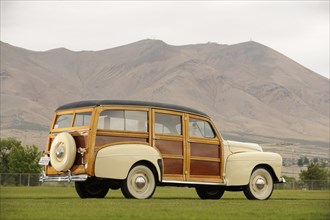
left=152, top=110, right=186, bottom=181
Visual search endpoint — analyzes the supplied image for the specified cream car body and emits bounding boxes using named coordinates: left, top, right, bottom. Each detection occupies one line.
left=95, top=144, right=162, bottom=181
left=223, top=141, right=283, bottom=186
left=39, top=100, right=284, bottom=200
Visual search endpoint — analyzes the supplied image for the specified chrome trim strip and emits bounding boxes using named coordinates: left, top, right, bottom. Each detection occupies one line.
left=162, top=180, right=226, bottom=186
left=40, top=170, right=88, bottom=183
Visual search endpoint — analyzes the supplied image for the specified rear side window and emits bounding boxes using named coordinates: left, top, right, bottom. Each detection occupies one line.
left=73, top=112, right=92, bottom=127
left=54, top=114, right=73, bottom=129
left=155, top=113, right=182, bottom=135
left=98, top=110, right=148, bottom=132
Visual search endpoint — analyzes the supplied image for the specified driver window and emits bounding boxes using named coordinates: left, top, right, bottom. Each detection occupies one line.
left=189, top=118, right=215, bottom=138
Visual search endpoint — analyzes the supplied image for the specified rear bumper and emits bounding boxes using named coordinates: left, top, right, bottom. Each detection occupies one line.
left=40, top=170, right=88, bottom=183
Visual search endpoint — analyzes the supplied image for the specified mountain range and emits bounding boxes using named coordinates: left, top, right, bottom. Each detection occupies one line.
left=0, top=39, right=329, bottom=151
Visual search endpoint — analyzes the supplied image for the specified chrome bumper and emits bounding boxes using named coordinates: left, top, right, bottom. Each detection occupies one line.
left=40, top=170, right=88, bottom=183
left=278, top=177, right=286, bottom=183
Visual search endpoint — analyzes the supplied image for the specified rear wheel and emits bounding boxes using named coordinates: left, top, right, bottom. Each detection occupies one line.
left=75, top=178, right=109, bottom=199
left=121, top=164, right=156, bottom=199
left=195, top=186, right=225, bottom=200
left=243, top=167, right=274, bottom=200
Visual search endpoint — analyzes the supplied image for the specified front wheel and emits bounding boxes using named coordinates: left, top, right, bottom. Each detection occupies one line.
left=195, top=186, right=225, bottom=200
left=75, top=178, right=109, bottom=199
left=243, top=167, right=274, bottom=200
left=121, top=164, right=156, bottom=199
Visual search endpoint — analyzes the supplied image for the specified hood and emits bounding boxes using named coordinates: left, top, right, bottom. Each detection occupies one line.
left=226, top=140, right=263, bottom=154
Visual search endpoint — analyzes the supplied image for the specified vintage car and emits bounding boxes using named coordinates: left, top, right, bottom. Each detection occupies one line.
left=39, top=100, right=284, bottom=200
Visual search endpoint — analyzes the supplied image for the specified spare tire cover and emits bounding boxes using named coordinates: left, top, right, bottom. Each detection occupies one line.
left=50, top=132, right=76, bottom=171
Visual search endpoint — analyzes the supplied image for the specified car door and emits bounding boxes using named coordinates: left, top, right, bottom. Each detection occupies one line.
left=186, top=115, right=223, bottom=183
left=152, top=109, right=186, bottom=181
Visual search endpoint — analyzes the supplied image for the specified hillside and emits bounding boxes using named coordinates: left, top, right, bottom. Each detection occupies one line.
left=0, top=40, right=329, bottom=152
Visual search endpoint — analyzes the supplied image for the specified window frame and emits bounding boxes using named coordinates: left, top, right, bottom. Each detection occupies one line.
left=51, top=108, right=94, bottom=132
left=154, top=110, right=183, bottom=137
left=97, top=109, right=149, bottom=133
left=53, top=114, right=73, bottom=129
left=188, top=115, right=219, bottom=141
left=73, top=111, right=93, bottom=127
left=96, top=107, right=150, bottom=136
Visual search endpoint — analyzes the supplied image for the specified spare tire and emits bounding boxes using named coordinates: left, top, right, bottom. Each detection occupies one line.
left=50, top=132, right=76, bottom=171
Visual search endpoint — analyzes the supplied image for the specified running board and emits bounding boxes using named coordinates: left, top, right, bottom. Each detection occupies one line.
left=162, top=180, right=226, bottom=186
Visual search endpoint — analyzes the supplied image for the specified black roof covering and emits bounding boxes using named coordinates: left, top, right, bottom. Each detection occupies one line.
left=56, top=100, right=209, bottom=117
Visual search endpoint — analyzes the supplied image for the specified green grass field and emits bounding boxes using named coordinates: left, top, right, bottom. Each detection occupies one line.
left=0, top=186, right=329, bottom=220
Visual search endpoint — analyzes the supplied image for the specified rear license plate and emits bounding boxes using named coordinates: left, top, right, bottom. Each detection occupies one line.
left=38, top=156, right=50, bottom=165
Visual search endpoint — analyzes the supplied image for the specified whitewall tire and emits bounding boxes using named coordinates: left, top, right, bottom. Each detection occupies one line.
left=243, top=167, right=274, bottom=200
left=121, top=164, right=156, bottom=199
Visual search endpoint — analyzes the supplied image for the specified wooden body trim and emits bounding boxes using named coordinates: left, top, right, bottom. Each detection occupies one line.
left=45, top=104, right=224, bottom=183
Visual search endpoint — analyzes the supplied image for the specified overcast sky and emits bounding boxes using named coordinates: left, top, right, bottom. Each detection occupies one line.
left=1, top=1, right=329, bottom=78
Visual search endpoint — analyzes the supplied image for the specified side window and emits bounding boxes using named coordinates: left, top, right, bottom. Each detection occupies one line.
left=125, top=111, right=148, bottom=132
left=155, top=113, right=181, bottom=135
left=54, top=114, right=73, bottom=129
left=189, top=118, right=215, bottom=138
left=98, top=110, right=147, bottom=132
left=73, top=112, right=92, bottom=127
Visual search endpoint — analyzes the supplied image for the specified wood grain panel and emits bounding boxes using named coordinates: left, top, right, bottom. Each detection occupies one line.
left=155, top=140, right=183, bottom=155
left=95, top=135, right=148, bottom=147
left=163, top=158, right=183, bottom=175
left=190, top=142, right=219, bottom=158
left=190, top=160, right=220, bottom=176
left=74, top=135, right=89, bottom=148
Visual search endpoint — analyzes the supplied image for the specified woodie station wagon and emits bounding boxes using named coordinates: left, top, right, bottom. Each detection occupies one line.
left=39, top=100, right=284, bottom=200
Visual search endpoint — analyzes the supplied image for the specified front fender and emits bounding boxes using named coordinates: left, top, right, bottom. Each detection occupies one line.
left=94, top=144, right=162, bottom=181
left=225, top=152, right=282, bottom=186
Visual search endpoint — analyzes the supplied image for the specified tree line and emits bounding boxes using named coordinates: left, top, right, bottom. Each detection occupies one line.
left=0, top=137, right=328, bottom=188
left=0, top=138, right=42, bottom=173
left=297, top=156, right=328, bottom=168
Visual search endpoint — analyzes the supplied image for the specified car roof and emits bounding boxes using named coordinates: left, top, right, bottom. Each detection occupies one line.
left=56, top=100, right=209, bottom=117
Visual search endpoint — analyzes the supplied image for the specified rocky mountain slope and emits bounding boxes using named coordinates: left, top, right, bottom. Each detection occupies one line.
left=0, top=39, right=329, bottom=149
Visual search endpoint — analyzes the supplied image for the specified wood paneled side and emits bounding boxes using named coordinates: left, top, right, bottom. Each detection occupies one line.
left=46, top=165, right=85, bottom=175
left=95, top=135, right=148, bottom=147
left=190, top=143, right=219, bottom=158
left=190, top=160, right=220, bottom=176
left=74, top=135, right=89, bottom=149
left=163, top=158, right=183, bottom=175
left=47, top=137, right=54, bottom=152
left=155, top=140, right=183, bottom=155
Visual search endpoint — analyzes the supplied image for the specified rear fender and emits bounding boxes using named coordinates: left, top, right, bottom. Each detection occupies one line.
left=94, top=144, right=162, bottom=181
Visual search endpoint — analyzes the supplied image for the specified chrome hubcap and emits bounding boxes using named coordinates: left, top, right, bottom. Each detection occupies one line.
left=56, top=144, right=65, bottom=159
left=135, top=176, right=146, bottom=189
left=255, top=178, right=266, bottom=190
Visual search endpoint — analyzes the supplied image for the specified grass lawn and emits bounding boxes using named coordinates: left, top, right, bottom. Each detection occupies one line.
left=0, top=186, right=329, bottom=220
